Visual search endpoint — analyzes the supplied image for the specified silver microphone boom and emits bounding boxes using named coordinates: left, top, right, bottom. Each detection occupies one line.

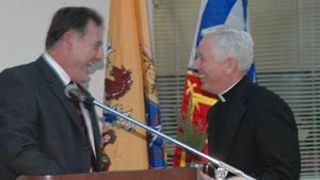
left=64, top=87, right=256, bottom=180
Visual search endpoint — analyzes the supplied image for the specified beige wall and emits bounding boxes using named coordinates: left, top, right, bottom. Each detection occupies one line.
left=0, top=0, right=110, bottom=115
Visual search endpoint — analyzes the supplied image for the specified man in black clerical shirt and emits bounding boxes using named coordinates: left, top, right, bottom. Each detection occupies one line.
left=193, top=25, right=300, bottom=180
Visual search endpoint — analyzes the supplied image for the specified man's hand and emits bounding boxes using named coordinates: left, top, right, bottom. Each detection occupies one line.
left=199, top=172, right=214, bottom=180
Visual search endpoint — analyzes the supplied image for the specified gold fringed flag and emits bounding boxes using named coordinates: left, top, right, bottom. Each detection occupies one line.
left=102, top=0, right=165, bottom=170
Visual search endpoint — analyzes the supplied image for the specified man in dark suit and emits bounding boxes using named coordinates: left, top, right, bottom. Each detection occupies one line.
left=0, top=7, right=104, bottom=179
left=193, top=25, right=300, bottom=179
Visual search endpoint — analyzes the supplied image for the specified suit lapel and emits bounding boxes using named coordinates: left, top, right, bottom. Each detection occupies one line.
left=35, top=57, right=86, bottom=136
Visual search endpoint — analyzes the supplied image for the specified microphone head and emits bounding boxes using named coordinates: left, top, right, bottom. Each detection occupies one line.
left=64, top=84, right=78, bottom=99
left=64, top=84, right=86, bottom=102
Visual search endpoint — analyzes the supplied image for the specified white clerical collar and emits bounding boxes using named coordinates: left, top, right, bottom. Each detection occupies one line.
left=42, top=52, right=71, bottom=86
left=218, top=77, right=242, bottom=103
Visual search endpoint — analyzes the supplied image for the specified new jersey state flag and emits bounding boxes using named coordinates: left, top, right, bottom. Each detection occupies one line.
left=102, top=0, right=165, bottom=170
left=173, top=0, right=255, bottom=167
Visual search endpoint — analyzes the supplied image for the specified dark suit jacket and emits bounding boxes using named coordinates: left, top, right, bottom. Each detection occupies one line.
left=207, top=76, right=300, bottom=179
left=0, top=56, right=102, bottom=180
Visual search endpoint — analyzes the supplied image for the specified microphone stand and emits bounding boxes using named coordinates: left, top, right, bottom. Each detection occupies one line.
left=87, top=98, right=255, bottom=180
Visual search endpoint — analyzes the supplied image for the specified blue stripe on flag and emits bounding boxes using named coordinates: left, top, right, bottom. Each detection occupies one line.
left=247, top=62, right=256, bottom=82
left=196, top=0, right=237, bottom=47
left=242, top=0, right=248, bottom=31
left=145, top=99, right=165, bottom=168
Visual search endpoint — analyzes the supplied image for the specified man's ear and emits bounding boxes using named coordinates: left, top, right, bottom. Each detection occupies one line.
left=63, top=31, right=75, bottom=49
left=225, top=58, right=238, bottom=75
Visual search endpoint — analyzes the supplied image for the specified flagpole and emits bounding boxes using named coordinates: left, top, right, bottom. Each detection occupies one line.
left=92, top=99, right=256, bottom=180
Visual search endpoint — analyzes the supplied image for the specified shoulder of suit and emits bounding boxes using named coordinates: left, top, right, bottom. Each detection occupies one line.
left=1, top=56, right=45, bottom=76
left=0, top=57, right=45, bottom=86
left=1, top=62, right=36, bottom=80
left=244, top=81, right=289, bottom=108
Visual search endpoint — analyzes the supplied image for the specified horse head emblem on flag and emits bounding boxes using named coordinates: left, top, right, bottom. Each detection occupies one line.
left=105, top=66, right=132, bottom=101
left=105, top=35, right=133, bottom=101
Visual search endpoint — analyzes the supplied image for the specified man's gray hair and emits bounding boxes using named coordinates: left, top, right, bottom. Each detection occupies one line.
left=201, top=25, right=254, bottom=71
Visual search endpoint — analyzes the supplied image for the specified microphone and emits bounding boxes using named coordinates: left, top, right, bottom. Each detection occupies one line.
left=64, top=84, right=87, bottom=102
left=63, top=84, right=256, bottom=180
